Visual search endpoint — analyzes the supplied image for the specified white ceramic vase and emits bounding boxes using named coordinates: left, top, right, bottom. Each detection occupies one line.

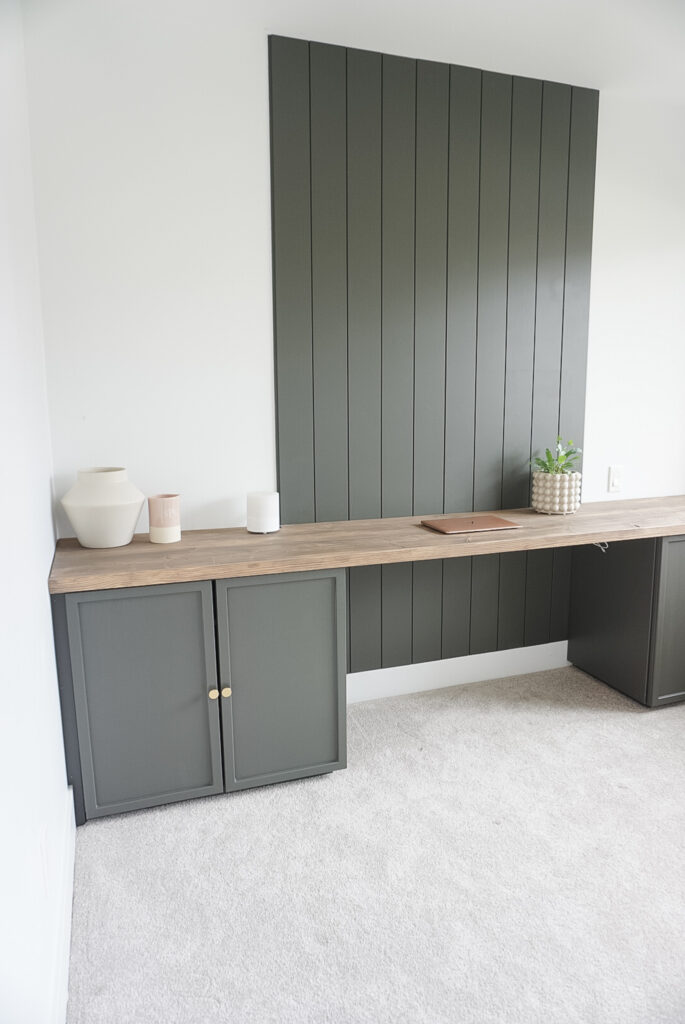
left=61, top=467, right=145, bottom=548
left=531, top=471, right=582, bottom=515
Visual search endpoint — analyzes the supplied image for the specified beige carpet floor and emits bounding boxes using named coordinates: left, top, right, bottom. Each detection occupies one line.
left=66, top=667, right=685, bottom=1024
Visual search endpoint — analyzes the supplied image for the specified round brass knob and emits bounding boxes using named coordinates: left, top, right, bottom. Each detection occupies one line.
left=208, top=689, right=220, bottom=700
left=221, top=687, right=232, bottom=698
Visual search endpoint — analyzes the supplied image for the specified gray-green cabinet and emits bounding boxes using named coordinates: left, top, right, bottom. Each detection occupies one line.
left=568, top=536, right=685, bottom=707
left=52, top=570, right=347, bottom=824
left=216, top=571, right=347, bottom=790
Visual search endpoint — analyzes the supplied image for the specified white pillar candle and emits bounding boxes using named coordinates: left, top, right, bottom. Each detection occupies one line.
left=246, top=491, right=280, bottom=534
left=148, top=494, right=181, bottom=543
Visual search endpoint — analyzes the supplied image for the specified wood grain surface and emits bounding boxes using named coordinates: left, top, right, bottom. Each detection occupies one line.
left=48, top=497, right=685, bottom=594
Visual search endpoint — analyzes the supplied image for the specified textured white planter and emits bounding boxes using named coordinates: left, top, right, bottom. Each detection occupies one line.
left=531, top=471, right=582, bottom=515
left=61, top=467, right=145, bottom=548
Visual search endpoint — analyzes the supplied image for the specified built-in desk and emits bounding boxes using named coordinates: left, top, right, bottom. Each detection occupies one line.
left=49, top=496, right=685, bottom=824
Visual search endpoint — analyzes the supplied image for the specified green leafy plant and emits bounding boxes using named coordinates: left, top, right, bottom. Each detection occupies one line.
left=532, top=437, right=582, bottom=475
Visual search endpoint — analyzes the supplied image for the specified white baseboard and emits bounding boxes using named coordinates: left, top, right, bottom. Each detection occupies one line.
left=347, top=641, right=569, bottom=703
left=49, top=788, right=75, bottom=1024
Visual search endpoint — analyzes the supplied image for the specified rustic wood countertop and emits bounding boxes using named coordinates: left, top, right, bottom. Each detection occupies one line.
left=48, top=495, right=685, bottom=594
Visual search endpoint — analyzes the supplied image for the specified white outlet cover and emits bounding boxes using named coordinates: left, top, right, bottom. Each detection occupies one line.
left=608, top=465, right=623, bottom=492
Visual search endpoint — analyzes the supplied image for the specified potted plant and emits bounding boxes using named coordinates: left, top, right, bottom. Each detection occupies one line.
left=531, top=437, right=582, bottom=515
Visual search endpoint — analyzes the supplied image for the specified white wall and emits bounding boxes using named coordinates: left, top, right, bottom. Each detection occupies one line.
left=583, top=91, right=685, bottom=500
left=22, top=0, right=685, bottom=533
left=0, top=3, right=74, bottom=1021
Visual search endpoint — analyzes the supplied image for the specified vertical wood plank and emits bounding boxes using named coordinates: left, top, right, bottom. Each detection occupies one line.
left=499, top=77, right=542, bottom=651
left=382, top=54, right=416, bottom=519
left=310, top=42, right=348, bottom=523
left=497, top=552, right=526, bottom=650
left=413, top=561, right=444, bottom=663
left=525, top=549, right=555, bottom=646
left=549, top=548, right=572, bottom=641
left=559, top=87, right=598, bottom=451
left=381, top=55, right=416, bottom=665
left=348, top=47, right=382, bottom=520
left=551, top=87, right=598, bottom=643
left=530, top=81, right=571, bottom=454
left=526, top=81, right=571, bottom=646
left=382, top=563, right=413, bottom=668
left=471, top=72, right=511, bottom=654
left=502, top=77, right=542, bottom=511
left=349, top=565, right=382, bottom=671
left=470, top=554, right=501, bottom=654
left=444, top=65, right=481, bottom=514
left=442, top=557, right=471, bottom=659
left=270, top=37, right=314, bottom=524
left=443, top=65, right=480, bottom=656
left=347, top=48, right=383, bottom=669
left=413, top=59, right=449, bottom=516
left=412, top=60, right=449, bottom=663
left=474, top=71, right=511, bottom=512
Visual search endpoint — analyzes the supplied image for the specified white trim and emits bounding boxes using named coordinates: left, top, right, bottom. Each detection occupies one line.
left=347, top=641, right=570, bottom=703
left=48, top=788, right=75, bottom=1024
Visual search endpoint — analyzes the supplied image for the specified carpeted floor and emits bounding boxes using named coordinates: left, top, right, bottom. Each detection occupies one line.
left=66, top=667, right=685, bottom=1024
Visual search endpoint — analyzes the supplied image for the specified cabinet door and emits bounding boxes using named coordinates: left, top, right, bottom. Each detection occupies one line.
left=649, top=536, right=685, bottom=706
left=215, top=570, right=346, bottom=791
left=66, top=582, right=223, bottom=818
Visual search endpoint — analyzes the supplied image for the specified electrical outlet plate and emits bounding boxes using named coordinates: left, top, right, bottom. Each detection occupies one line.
left=608, top=465, right=622, bottom=493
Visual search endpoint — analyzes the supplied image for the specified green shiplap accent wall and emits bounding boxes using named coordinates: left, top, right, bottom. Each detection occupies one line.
left=269, top=36, right=598, bottom=671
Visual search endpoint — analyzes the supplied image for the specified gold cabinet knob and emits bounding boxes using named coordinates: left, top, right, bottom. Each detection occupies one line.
left=221, top=687, right=232, bottom=698
left=208, top=689, right=220, bottom=700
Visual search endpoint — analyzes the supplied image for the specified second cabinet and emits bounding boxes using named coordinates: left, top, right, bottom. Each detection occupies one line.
left=568, top=535, right=685, bottom=707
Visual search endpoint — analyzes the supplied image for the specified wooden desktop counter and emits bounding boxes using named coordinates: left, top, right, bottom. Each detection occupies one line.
left=49, top=495, right=685, bottom=594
